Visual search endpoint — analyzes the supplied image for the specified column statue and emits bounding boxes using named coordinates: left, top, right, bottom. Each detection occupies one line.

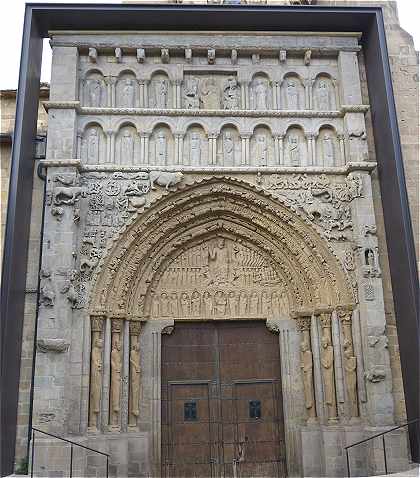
left=223, top=131, right=235, bottom=165
left=88, top=316, right=104, bottom=430
left=316, top=79, right=330, bottom=110
left=319, top=313, right=338, bottom=421
left=297, top=317, right=317, bottom=420
left=121, top=78, right=135, bottom=108
left=286, top=79, right=299, bottom=109
left=155, top=79, right=168, bottom=109
left=110, top=321, right=122, bottom=428
left=129, top=322, right=141, bottom=427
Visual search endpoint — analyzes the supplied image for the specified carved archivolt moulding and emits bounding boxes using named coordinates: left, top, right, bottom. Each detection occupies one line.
left=89, top=177, right=354, bottom=318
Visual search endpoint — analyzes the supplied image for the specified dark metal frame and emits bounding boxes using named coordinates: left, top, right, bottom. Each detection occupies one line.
left=1, top=3, right=419, bottom=476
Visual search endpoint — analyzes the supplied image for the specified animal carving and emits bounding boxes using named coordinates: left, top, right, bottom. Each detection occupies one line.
left=149, top=171, right=183, bottom=191
left=53, top=186, right=83, bottom=205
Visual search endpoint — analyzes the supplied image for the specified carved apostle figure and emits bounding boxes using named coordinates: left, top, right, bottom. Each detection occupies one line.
left=239, top=291, right=248, bottom=316
left=249, top=291, right=259, bottom=315
left=200, top=78, right=219, bottom=109
left=256, top=134, right=268, bottom=166
left=214, top=291, right=227, bottom=316
left=121, top=130, right=134, bottom=163
left=228, top=291, right=239, bottom=316
left=317, top=80, right=330, bottom=110
left=87, top=128, right=99, bottom=164
left=223, top=131, right=235, bottom=165
left=89, top=337, right=103, bottom=429
left=160, top=292, right=170, bottom=316
left=183, top=77, right=200, bottom=109
left=180, top=292, right=190, bottom=316
left=129, top=339, right=141, bottom=424
left=343, top=340, right=358, bottom=418
left=223, top=77, right=240, bottom=110
left=170, top=292, right=178, bottom=316
left=203, top=291, right=213, bottom=317
left=155, top=79, right=168, bottom=108
left=87, top=79, right=102, bottom=107
left=300, top=330, right=316, bottom=419
left=254, top=79, right=268, bottom=110
left=288, top=134, right=300, bottom=166
left=191, top=290, right=201, bottom=316
left=121, top=78, right=135, bottom=108
left=286, top=79, right=299, bottom=109
left=320, top=328, right=337, bottom=421
left=156, top=132, right=167, bottom=164
left=323, top=133, right=334, bottom=166
left=190, top=132, right=201, bottom=165
left=110, top=335, right=122, bottom=427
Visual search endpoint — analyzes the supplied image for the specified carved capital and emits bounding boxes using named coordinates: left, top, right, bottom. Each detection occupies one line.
left=111, top=318, right=124, bottom=333
left=336, top=305, right=353, bottom=324
left=296, top=316, right=311, bottom=332
left=318, top=312, right=332, bottom=328
left=129, top=321, right=142, bottom=336
left=162, top=325, right=174, bottom=335
left=90, top=315, right=105, bottom=332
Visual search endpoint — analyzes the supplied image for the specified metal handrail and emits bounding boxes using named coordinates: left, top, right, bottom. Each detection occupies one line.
left=344, top=418, right=419, bottom=477
left=30, top=427, right=110, bottom=478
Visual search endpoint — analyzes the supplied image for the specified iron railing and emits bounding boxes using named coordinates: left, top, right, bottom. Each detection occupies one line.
left=30, top=427, right=110, bottom=478
left=345, top=418, right=419, bottom=477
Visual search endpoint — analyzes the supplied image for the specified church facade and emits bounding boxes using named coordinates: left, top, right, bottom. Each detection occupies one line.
left=4, top=3, right=418, bottom=477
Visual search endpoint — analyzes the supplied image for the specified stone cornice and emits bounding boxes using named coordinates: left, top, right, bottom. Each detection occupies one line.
left=39, top=159, right=377, bottom=174
left=43, top=101, right=369, bottom=117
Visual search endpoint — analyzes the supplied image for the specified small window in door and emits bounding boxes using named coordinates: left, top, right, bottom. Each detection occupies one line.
left=184, top=401, right=198, bottom=421
left=249, top=400, right=262, bottom=419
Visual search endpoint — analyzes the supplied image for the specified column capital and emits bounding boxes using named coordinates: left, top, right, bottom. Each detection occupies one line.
left=104, top=76, right=117, bottom=86
left=129, top=320, right=142, bottom=335
left=90, top=314, right=106, bottom=332
left=296, top=316, right=312, bottom=332
left=111, top=317, right=125, bottom=332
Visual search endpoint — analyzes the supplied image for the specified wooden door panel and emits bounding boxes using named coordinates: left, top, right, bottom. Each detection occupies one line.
left=161, top=321, right=287, bottom=477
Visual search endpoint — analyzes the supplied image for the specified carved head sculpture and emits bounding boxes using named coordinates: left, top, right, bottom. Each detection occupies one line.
left=287, top=79, right=296, bottom=89
left=124, top=79, right=133, bottom=87
left=157, top=132, right=166, bottom=142
left=224, top=131, right=232, bottom=140
left=203, top=291, right=211, bottom=300
left=123, top=130, right=131, bottom=138
left=131, top=341, right=140, bottom=352
left=89, top=129, right=98, bottom=138
left=321, top=335, right=331, bottom=348
left=300, top=339, right=309, bottom=353
left=181, top=292, right=189, bottom=302
left=217, top=237, right=225, bottom=249
left=319, top=80, right=327, bottom=89
left=257, top=134, right=266, bottom=144
left=112, top=336, right=121, bottom=351
left=94, top=338, right=104, bottom=350
left=289, top=134, right=299, bottom=146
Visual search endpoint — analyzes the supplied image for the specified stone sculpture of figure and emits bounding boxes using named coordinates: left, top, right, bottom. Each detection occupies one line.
left=223, top=131, right=235, bottom=165
left=89, top=337, right=103, bottom=429
left=160, top=292, right=170, bottom=316
left=366, top=248, right=375, bottom=267
left=190, top=132, right=201, bottom=165
left=156, top=132, right=167, bottom=165
left=87, top=79, right=102, bottom=107
left=191, top=290, right=201, bottom=316
left=121, top=130, right=134, bottom=164
left=343, top=339, right=358, bottom=418
left=208, top=237, right=229, bottom=283
left=288, top=134, right=300, bottom=166
left=317, top=80, right=330, bottom=110
left=320, top=325, right=337, bottom=421
left=214, top=291, right=227, bottom=316
left=203, top=291, right=213, bottom=317
left=170, top=292, right=178, bottom=316
left=155, top=79, right=168, bottom=108
left=180, top=292, right=190, bottom=316
left=286, top=79, right=299, bottom=109
left=183, top=77, right=200, bottom=109
left=200, top=78, right=219, bottom=109
left=239, top=291, right=248, bottom=316
left=121, top=78, right=135, bottom=108
left=261, top=291, right=272, bottom=316
left=129, top=339, right=141, bottom=424
left=110, top=335, right=122, bottom=427
left=228, top=291, right=239, bottom=316
left=249, top=291, right=259, bottom=315
left=151, top=293, right=160, bottom=317
left=256, top=134, right=268, bottom=166
left=223, top=77, right=240, bottom=110
left=323, top=133, right=334, bottom=166
left=254, top=79, right=268, bottom=110
left=87, top=128, right=99, bottom=164
left=300, top=328, right=316, bottom=419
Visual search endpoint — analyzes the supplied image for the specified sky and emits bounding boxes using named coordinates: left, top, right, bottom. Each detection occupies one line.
left=0, top=0, right=419, bottom=90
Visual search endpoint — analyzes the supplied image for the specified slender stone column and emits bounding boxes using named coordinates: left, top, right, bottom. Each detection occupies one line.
left=273, top=135, right=281, bottom=166
left=296, top=316, right=317, bottom=422
left=318, top=311, right=338, bottom=423
left=175, top=80, right=182, bottom=108
left=76, top=130, right=83, bottom=159
left=109, top=318, right=124, bottom=430
left=140, top=133, right=150, bottom=165
left=337, top=307, right=359, bottom=419
left=109, top=132, right=116, bottom=164
left=106, top=130, right=113, bottom=163
left=143, top=80, right=150, bottom=108
left=105, top=77, right=114, bottom=108
left=307, top=133, right=315, bottom=167
left=174, top=134, right=180, bottom=165
left=304, top=79, right=313, bottom=109
left=240, top=81, right=248, bottom=110
left=338, top=133, right=346, bottom=166
left=240, top=134, right=250, bottom=166
left=88, top=315, right=105, bottom=431
left=172, top=81, right=177, bottom=109
left=278, top=134, right=285, bottom=165
left=274, top=81, right=281, bottom=109
left=208, top=133, right=218, bottom=166
left=272, top=81, right=278, bottom=109
left=332, top=79, right=340, bottom=109
left=128, top=321, right=142, bottom=428
left=139, top=80, right=146, bottom=108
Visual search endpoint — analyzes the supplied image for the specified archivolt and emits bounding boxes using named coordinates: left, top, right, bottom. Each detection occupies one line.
left=89, top=177, right=354, bottom=317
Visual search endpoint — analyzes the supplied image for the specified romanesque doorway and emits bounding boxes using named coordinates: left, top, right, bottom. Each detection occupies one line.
left=161, top=321, right=287, bottom=478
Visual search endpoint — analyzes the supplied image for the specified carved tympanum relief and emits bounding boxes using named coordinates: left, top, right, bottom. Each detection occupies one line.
left=151, top=237, right=289, bottom=319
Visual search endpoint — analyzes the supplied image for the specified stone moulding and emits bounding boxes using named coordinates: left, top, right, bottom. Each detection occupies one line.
left=39, top=159, right=377, bottom=174
left=42, top=101, right=370, bottom=117
left=88, top=176, right=354, bottom=319
left=36, top=338, right=70, bottom=353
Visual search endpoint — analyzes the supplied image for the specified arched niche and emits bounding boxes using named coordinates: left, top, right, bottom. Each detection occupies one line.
left=149, top=124, right=174, bottom=166
left=316, top=126, right=338, bottom=167
left=284, top=125, right=307, bottom=167
left=115, top=124, right=139, bottom=166
left=81, top=123, right=107, bottom=165
left=84, top=70, right=106, bottom=107
left=183, top=124, right=208, bottom=166
left=149, top=71, right=171, bottom=109
left=116, top=71, right=137, bottom=108
left=250, top=125, right=274, bottom=167
left=250, top=73, right=272, bottom=110
left=313, top=74, right=336, bottom=111
left=89, top=177, right=354, bottom=318
left=217, top=124, right=241, bottom=167
left=282, top=73, right=305, bottom=110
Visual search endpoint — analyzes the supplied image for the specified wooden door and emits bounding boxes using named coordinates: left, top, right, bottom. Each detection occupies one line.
left=161, top=321, right=287, bottom=477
